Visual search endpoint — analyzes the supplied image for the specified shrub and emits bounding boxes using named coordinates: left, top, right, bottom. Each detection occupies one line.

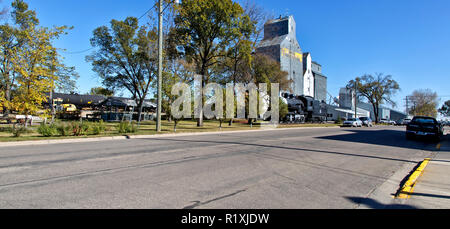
left=70, top=121, right=91, bottom=136
left=56, top=122, right=72, bottom=136
left=81, top=122, right=90, bottom=135
left=91, top=120, right=106, bottom=135
left=11, top=125, right=28, bottom=137
left=117, top=121, right=138, bottom=134
left=37, top=123, right=57, bottom=137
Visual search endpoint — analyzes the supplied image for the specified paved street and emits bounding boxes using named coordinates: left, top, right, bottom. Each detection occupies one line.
left=0, top=126, right=447, bottom=209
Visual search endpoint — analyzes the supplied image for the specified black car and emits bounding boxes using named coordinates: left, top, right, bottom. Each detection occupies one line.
left=406, top=116, right=444, bottom=141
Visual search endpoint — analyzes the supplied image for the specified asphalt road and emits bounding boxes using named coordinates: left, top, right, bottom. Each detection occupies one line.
left=0, top=126, right=446, bottom=209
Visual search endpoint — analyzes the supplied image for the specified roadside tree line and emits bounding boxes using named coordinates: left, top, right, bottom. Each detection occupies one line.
left=86, top=0, right=291, bottom=127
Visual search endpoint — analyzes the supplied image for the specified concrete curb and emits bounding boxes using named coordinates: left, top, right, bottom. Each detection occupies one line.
left=0, top=126, right=340, bottom=148
left=397, top=158, right=431, bottom=199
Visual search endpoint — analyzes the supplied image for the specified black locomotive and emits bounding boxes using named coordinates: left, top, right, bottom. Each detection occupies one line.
left=281, top=93, right=328, bottom=123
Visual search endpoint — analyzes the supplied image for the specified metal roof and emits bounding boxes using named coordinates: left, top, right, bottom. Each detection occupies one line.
left=51, top=93, right=106, bottom=107
left=99, top=97, right=156, bottom=108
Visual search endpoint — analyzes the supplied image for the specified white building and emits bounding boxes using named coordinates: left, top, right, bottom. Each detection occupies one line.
left=302, top=53, right=315, bottom=97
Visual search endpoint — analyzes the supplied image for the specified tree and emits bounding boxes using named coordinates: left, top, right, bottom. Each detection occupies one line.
left=87, top=17, right=157, bottom=124
left=439, top=100, right=450, bottom=117
left=168, top=0, right=254, bottom=127
left=232, top=54, right=289, bottom=124
left=249, top=54, right=291, bottom=91
left=90, top=87, right=114, bottom=97
left=1, top=0, right=76, bottom=116
left=347, top=73, right=400, bottom=123
left=10, top=24, right=69, bottom=127
left=0, top=0, right=39, bottom=114
left=279, top=98, right=288, bottom=121
left=408, top=89, right=439, bottom=118
left=156, top=59, right=195, bottom=122
left=54, top=65, right=79, bottom=93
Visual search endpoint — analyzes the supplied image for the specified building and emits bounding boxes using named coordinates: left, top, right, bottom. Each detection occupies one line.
left=256, top=15, right=328, bottom=101
left=257, top=16, right=304, bottom=95
left=302, top=53, right=314, bottom=97
left=312, top=61, right=327, bottom=102
left=326, top=87, right=407, bottom=121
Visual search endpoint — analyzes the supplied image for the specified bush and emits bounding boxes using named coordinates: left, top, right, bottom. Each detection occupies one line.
left=117, top=121, right=138, bottom=134
left=70, top=121, right=90, bottom=136
left=91, top=120, right=106, bottom=135
left=335, top=117, right=343, bottom=124
left=56, top=122, right=72, bottom=136
left=37, top=123, right=57, bottom=137
left=11, top=125, right=28, bottom=137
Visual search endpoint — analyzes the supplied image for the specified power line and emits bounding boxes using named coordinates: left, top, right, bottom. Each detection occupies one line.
left=138, top=3, right=158, bottom=21
left=61, top=5, right=158, bottom=56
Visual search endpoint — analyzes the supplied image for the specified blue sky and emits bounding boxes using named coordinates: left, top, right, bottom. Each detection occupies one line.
left=2, top=0, right=450, bottom=113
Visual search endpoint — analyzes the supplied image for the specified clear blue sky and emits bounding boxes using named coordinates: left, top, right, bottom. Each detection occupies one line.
left=2, top=0, right=450, bottom=113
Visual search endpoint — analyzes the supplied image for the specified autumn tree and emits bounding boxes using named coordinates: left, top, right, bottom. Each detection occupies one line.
left=0, top=0, right=39, bottom=115
left=408, top=89, right=439, bottom=118
left=168, top=0, right=255, bottom=127
left=347, top=73, right=400, bottom=123
left=220, top=0, right=272, bottom=84
left=1, top=0, right=77, bottom=117
left=11, top=25, right=70, bottom=126
left=87, top=17, right=157, bottom=123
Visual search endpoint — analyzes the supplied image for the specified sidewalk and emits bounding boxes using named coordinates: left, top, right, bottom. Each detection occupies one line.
left=406, top=138, right=450, bottom=209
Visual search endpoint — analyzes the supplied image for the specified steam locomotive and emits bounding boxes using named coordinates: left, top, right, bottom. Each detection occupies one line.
left=281, top=93, right=328, bottom=123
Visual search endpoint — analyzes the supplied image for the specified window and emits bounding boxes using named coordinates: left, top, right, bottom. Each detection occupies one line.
left=411, top=117, right=437, bottom=125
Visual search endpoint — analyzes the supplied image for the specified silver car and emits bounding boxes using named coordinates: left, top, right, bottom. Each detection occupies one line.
left=342, top=118, right=363, bottom=127
left=380, top=119, right=396, bottom=125
left=396, top=118, right=412, bottom=126
left=359, top=117, right=373, bottom=127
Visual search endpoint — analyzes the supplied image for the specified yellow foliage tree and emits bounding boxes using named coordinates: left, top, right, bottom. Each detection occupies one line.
left=10, top=24, right=68, bottom=126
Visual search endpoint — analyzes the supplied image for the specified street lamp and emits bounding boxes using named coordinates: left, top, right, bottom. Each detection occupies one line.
left=156, top=0, right=180, bottom=132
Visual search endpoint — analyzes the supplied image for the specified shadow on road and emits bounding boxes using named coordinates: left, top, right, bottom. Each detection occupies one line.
left=407, top=192, right=450, bottom=200
left=145, top=137, right=418, bottom=164
left=346, top=197, right=418, bottom=209
left=318, top=128, right=448, bottom=151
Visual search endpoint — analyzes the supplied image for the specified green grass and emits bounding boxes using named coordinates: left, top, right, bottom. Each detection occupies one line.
left=0, top=120, right=340, bottom=142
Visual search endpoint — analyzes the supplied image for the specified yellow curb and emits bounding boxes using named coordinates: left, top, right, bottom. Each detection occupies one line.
left=397, top=158, right=431, bottom=199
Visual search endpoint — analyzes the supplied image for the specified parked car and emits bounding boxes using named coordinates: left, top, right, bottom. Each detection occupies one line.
left=342, top=118, right=363, bottom=127
left=359, top=117, right=373, bottom=127
left=380, top=119, right=396, bottom=125
left=396, top=118, right=412, bottom=126
left=406, top=116, right=444, bottom=141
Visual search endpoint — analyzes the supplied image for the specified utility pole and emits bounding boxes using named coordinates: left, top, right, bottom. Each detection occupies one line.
left=405, top=96, right=409, bottom=115
left=354, top=82, right=358, bottom=118
left=156, top=0, right=163, bottom=132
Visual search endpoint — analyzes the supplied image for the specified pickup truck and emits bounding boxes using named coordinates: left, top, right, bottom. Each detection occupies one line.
left=406, top=116, right=444, bottom=142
